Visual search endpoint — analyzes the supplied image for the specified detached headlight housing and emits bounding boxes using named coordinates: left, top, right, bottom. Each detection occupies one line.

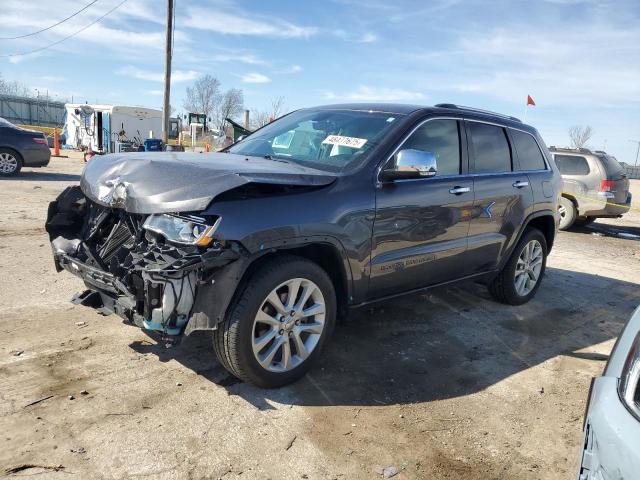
left=618, top=331, right=640, bottom=420
left=143, top=214, right=221, bottom=246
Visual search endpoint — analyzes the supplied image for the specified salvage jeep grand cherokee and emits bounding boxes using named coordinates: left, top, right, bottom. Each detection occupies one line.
left=46, top=103, right=560, bottom=387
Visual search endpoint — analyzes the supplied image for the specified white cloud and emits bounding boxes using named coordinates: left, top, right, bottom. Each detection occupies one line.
left=241, top=73, right=271, bottom=84
left=448, top=25, right=640, bottom=107
left=210, top=53, right=266, bottom=65
left=324, top=85, right=426, bottom=102
left=116, top=66, right=199, bottom=83
left=276, top=65, right=303, bottom=74
left=359, top=32, right=378, bottom=43
left=146, top=90, right=163, bottom=96
left=183, top=7, right=317, bottom=38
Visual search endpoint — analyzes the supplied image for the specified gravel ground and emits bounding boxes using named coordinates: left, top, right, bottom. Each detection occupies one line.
left=1, top=152, right=639, bottom=479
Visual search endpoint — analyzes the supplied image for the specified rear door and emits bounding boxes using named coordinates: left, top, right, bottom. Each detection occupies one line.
left=510, top=128, right=555, bottom=211
left=465, top=120, right=533, bottom=273
left=368, top=118, right=474, bottom=298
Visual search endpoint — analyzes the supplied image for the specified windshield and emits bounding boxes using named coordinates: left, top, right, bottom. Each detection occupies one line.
left=227, top=109, right=401, bottom=172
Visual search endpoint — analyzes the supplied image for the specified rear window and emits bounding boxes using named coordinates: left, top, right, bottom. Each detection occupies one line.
left=468, top=122, right=512, bottom=173
left=598, top=154, right=624, bottom=177
left=511, top=130, right=546, bottom=171
left=554, top=154, right=590, bottom=175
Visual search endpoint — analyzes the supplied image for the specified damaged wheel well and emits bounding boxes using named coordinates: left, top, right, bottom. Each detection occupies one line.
left=235, top=244, right=350, bottom=317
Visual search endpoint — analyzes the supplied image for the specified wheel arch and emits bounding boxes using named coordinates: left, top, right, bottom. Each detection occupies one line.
left=186, top=238, right=353, bottom=335
left=0, top=146, right=24, bottom=162
left=496, top=210, right=556, bottom=274
left=238, top=241, right=351, bottom=316
left=561, top=193, right=579, bottom=213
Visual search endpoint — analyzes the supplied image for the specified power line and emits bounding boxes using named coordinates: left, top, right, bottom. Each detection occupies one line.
left=0, top=0, right=100, bottom=40
left=0, top=0, right=127, bottom=58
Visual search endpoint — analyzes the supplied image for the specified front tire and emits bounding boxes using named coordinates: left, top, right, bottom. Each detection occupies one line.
left=213, top=255, right=336, bottom=388
left=0, top=149, right=22, bottom=176
left=488, top=228, right=548, bottom=305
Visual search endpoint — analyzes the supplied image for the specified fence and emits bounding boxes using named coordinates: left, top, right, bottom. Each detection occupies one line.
left=0, top=94, right=65, bottom=128
left=622, top=164, right=640, bottom=180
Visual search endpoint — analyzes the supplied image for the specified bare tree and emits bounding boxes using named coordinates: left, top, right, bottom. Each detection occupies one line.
left=270, top=96, right=285, bottom=119
left=0, top=73, right=34, bottom=97
left=182, top=74, right=221, bottom=121
left=214, top=88, right=244, bottom=130
left=250, top=96, right=286, bottom=129
left=568, top=125, right=594, bottom=149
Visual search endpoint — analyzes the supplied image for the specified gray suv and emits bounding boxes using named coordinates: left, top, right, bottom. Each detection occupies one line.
left=46, top=103, right=561, bottom=387
left=550, top=147, right=631, bottom=230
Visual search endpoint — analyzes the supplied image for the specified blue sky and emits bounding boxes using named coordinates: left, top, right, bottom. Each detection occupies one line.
left=1, top=0, right=639, bottom=162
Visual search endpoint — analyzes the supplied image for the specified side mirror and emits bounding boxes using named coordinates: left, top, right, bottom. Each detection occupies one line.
left=380, top=149, right=437, bottom=181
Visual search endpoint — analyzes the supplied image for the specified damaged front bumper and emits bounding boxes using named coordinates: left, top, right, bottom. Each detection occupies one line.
left=46, top=186, right=246, bottom=340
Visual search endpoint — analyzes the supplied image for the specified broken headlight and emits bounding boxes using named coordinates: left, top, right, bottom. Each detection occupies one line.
left=618, top=331, right=640, bottom=421
left=143, top=214, right=220, bottom=246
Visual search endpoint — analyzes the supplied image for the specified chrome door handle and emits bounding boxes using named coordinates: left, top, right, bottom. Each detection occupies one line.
left=449, top=186, right=470, bottom=195
left=513, top=181, right=529, bottom=188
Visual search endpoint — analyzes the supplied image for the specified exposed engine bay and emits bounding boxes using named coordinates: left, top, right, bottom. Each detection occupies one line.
left=45, top=186, right=242, bottom=342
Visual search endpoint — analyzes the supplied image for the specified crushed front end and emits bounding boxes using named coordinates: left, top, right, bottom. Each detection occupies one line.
left=45, top=186, right=242, bottom=343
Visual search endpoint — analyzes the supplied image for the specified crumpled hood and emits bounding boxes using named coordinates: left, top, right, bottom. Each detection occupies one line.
left=80, top=152, right=337, bottom=214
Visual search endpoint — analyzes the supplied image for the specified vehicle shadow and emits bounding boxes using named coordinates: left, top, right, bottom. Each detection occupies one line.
left=2, top=171, right=81, bottom=182
left=571, top=222, right=640, bottom=240
left=129, top=267, right=639, bottom=409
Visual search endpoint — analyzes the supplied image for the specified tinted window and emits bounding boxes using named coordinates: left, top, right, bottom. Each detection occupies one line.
left=468, top=122, right=512, bottom=173
left=401, top=119, right=461, bottom=176
left=598, top=154, right=624, bottom=177
left=554, top=154, right=590, bottom=175
left=511, top=130, right=546, bottom=171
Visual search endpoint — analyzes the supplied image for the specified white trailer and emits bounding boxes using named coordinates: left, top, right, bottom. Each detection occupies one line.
left=63, top=104, right=162, bottom=153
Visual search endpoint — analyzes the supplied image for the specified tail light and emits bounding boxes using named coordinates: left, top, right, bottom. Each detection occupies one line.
left=32, top=137, right=47, bottom=145
left=599, top=179, right=615, bottom=192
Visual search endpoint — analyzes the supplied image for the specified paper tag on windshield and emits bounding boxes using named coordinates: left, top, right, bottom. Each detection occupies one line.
left=322, top=135, right=367, bottom=149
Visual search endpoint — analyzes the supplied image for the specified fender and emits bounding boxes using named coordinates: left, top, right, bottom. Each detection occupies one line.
left=496, top=209, right=557, bottom=273
left=185, top=235, right=354, bottom=335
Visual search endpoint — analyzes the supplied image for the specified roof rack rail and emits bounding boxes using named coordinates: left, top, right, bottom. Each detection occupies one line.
left=434, top=103, right=522, bottom=123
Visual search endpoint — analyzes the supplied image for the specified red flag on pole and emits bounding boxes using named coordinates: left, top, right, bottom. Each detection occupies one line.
left=527, top=95, right=536, bottom=106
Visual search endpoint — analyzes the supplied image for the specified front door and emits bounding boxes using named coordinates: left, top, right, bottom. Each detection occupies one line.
left=368, top=118, right=475, bottom=298
left=465, top=120, right=534, bottom=273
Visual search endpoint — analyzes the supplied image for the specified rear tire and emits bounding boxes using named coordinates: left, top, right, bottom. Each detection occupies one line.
left=558, top=196, right=576, bottom=230
left=213, top=255, right=336, bottom=388
left=0, top=148, right=22, bottom=176
left=489, top=228, right=548, bottom=306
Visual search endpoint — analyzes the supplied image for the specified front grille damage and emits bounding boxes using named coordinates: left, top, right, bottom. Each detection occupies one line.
left=45, top=186, right=241, bottom=340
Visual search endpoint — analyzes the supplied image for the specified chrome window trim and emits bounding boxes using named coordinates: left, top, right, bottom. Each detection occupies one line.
left=375, top=116, right=551, bottom=185
left=375, top=116, right=466, bottom=185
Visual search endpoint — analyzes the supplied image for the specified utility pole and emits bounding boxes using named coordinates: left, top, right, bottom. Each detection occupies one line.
left=161, top=0, right=173, bottom=143
left=632, top=140, right=640, bottom=168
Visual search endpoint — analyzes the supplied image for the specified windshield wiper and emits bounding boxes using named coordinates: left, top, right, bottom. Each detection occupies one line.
left=263, top=154, right=291, bottom=164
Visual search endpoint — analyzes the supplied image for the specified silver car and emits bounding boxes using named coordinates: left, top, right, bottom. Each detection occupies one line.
left=550, top=148, right=632, bottom=230
left=578, top=305, right=640, bottom=479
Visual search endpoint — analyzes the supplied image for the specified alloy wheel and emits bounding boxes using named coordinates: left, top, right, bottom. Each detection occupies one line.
left=514, top=239, right=543, bottom=296
left=557, top=204, right=567, bottom=220
left=252, top=278, right=326, bottom=373
left=0, top=153, right=18, bottom=174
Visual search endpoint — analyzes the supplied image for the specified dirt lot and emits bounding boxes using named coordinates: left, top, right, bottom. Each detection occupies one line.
left=1, top=152, right=639, bottom=479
